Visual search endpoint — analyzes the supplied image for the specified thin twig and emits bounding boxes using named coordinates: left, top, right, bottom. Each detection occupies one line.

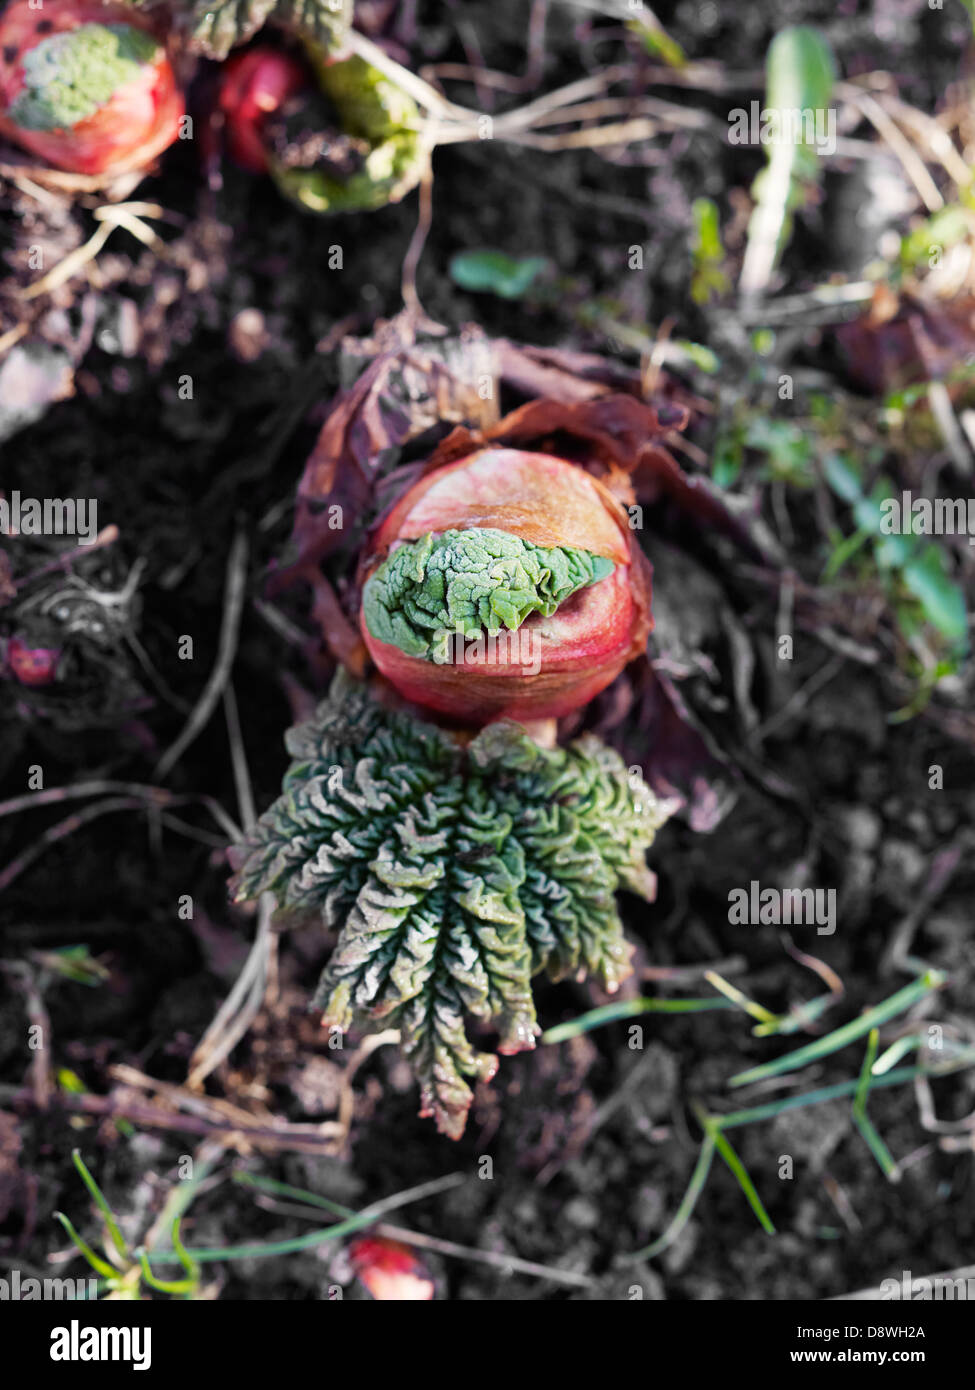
left=186, top=896, right=273, bottom=1090
left=222, top=683, right=255, bottom=834
left=0, top=780, right=241, bottom=844
left=400, top=161, right=441, bottom=331
left=877, top=92, right=973, bottom=192
left=0, top=323, right=28, bottom=357
left=20, top=202, right=168, bottom=301
left=154, top=529, right=249, bottom=780
left=0, top=1082, right=345, bottom=1156
left=0, top=796, right=146, bottom=895
left=0, top=160, right=142, bottom=195
left=839, top=86, right=943, bottom=213
left=372, top=1220, right=595, bottom=1288
left=345, top=29, right=467, bottom=119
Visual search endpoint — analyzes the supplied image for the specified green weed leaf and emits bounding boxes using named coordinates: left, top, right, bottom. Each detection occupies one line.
left=449, top=251, right=549, bottom=301
left=739, top=26, right=836, bottom=296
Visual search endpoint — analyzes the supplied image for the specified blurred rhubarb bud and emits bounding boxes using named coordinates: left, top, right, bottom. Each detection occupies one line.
left=359, top=448, right=653, bottom=723
left=217, top=46, right=309, bottom=174
left=348, top=1237, right=435, bottom=1301
left=217, top=44, right=426, bottom=213
left=0, top=0, right=183, bottom=176
left=6, top=633, right=60, bottom=686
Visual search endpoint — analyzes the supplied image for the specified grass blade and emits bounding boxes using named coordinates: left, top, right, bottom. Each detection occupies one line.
left=71, top=1150, right=130, bottom=1262
left=541, top=995, right=733, bottom=1044
left=728, top=971, right=946, bottom=1088
left=852, top=1030, right=900, bottom=1181
left=703, top=1116, right=776, bottom=1236
left=53, top=1212, right=117, bottom=1280
left=619, top=1137, right=716, bottom=1264
left=146, top=1173, right=466, bottom=1266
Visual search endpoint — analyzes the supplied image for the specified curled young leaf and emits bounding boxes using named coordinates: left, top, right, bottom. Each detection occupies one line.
left=363, top=528, right=615, bottom=659
left=358, top=449, right=653, bottom=723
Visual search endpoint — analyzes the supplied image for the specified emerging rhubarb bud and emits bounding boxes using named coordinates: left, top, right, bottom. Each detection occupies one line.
left=6, top=633, right=60, bottom=686
left=348, top=1237, right=435, bottom=1301
left=0, top=0, right=183, bottom=176
left=359, top=448, right=653, bottom=723
left=217, top=46, right=309, bottom=174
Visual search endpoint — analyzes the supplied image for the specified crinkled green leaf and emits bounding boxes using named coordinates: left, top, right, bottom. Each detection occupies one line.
left=191, top=0, right=276, bottom=57
left=274, top=0, right=353, bottom=52
left=231, top=674, right=666, bottom=1138
left=363, top=528, right=615, bottom=659
left=9, top=24, right=159, bottom=132
left=190, top=0, right=352, bottom=60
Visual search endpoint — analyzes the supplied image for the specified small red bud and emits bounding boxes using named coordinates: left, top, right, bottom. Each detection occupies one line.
left=7, top=635, right=60, bottom=686
left=348, top=1236, right=435, bottom=1301
left=217, top=47, right=309, bottom=175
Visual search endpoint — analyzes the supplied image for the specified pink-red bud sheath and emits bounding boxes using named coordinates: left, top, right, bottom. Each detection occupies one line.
left=0, top=1, right=182, bottom=176
left=359, top=448, right=653, bottom=723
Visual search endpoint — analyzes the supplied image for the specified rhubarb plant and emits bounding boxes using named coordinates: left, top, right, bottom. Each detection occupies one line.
left=231, top=674, right=665, bottom=1138
left=0, top=0, right=183, bottom=175
left=228, top=368, right=722, bottom=1137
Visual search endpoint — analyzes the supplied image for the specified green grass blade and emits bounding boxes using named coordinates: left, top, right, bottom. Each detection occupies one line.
left=739, top=26, right=836, bottom=296
left=136, top=1249, right=198, bottom=1296
left=170, top=1217, right=201, bottom=1284
left=233, top=1171, right=354, bottom=1218
left=71, top=1149, right=130, bottom=1261
left=146, top=1173, right=466, bottom=1266
left=705, top=970, right=777, bottom=1025
left=702, top=1113, right=776, bottom=1236
left=728, top=971, right=946, bottom=1087
left=753, top=991, right=840, bottom=1037
left=541, top=996, right=733, bottom=1044
left=53, top=1212, right=118, bottom=1280
left=871, top=1034, right=922, bottom=1074
left=718, top=1049, right=975, bottom=1128
left=619, top=1137, right=716, bottom=1264
left=852, top=1030, right=900, bottom=1180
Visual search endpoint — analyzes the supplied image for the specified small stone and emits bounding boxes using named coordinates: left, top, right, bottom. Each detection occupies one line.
left=228, top=308, right=269, bottom=363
